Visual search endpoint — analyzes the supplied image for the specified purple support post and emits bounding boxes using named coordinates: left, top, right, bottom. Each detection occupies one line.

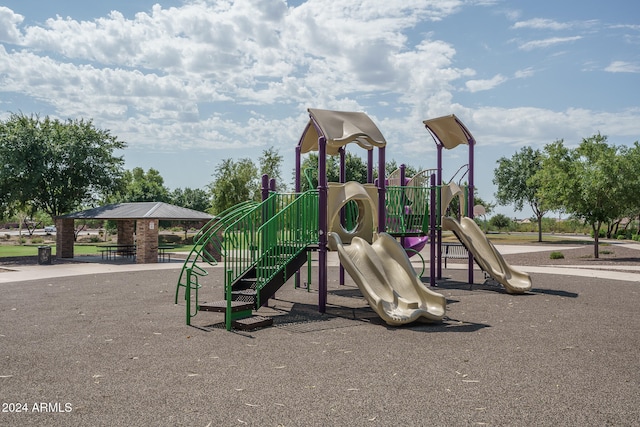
left=318, top=136, right=328, bottom=313
left=436, top=143, right=443, bottom=280
left=467, top=136, right=475, bottom=285
left=367, top=149, right=374, bottom=183
left=429, top=173, right=437, bottom=287
left=295, top=146, right=301, bottom=192
left=269, top=178, right=276, bottom=193
left=261, top=174, right=270, bottom=201
left=378, top=146, right=386, bottom=233
left=400, top=164, right=406, bottom=247
left=339, top=147, right=346, bottom=286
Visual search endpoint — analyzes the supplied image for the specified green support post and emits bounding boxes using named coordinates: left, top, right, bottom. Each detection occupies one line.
left=186, top=268, right=192, bottom=326
left=226, top=269, right=232, bottom=331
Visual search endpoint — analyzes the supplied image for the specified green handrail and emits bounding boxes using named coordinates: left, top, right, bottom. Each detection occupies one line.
left=385, top=186, right=432, bottom=235
left=222, top=191, right=319, bottom=315
left=175, top=200, right=259, bottom=309
left=253, top=191, right=319, bottom=306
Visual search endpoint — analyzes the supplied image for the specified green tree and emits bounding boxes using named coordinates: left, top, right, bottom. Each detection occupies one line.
left=259, top=146, right=285, bottom=191
left=385, top=160, right=420, bottom=180
left=299, top=152, right=370, bottom=191
left=616, top=142, right=640, bottom=235
left=0, top=113, right=126, bottom=217
left=114, top=167, right=170, bottom=203
left=170, top=187, right=212, bottom=238
left=489, top=213, right=511, bottom=232
left=535, top=134, right=625, bottom=257
left=170, top=187, right=211, bottom=212
left=208, top=158, right=258, bottom=214
left=494, top=146, right=549, bottom=242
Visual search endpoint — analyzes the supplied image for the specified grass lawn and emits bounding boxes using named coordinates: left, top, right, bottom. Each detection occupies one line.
left=0, top=244, right=194, bottom=258
left=443, top=231, right=596, bottom=245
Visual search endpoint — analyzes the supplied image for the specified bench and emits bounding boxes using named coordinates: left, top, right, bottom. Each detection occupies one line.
left=441, top=242, right=468, bottom=267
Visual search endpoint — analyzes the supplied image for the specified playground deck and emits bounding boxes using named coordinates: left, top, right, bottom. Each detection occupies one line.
left=1, top=258, right=638, bottom=426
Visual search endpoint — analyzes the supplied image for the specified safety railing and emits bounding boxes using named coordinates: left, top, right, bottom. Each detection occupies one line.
left=385, top=186, right=432, bottom=235
left=175, top=200, right=259, bottom=324
left=253, top=191, right=319, bottom=305
left=222, top=191, right=319, bottom=293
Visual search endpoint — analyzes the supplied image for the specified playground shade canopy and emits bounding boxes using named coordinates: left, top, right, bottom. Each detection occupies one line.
left=299, top=108, right=387, bottom=155
left=58, top=202, right=213, bottom=221
left=423, top=114, right=475, bottom=150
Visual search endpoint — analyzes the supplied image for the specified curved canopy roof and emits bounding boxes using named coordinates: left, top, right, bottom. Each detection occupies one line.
left=423, top=114, right=475, bottom=150
left=57, top=202, right=213, bottom=221
left=299, top=108, right=387, bottom=155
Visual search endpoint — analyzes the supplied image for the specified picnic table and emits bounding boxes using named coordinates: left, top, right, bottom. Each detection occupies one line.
left=99, top=244, right=136, bottom=260
left=158, top=245, right=174, bottom=262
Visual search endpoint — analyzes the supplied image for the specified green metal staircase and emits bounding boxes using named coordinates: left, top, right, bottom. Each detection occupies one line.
left=174, top=200, right=259, bottom=324
left=176, top=191, right=319, bottom=331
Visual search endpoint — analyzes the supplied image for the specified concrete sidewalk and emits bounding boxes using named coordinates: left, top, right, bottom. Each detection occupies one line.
left=2, top=243, right=640, bottom=283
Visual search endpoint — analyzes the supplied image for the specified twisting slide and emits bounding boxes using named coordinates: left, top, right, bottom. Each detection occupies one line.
left=441, top=183, right=532, bottom=294
left=329, top=232, right=446, bottom=325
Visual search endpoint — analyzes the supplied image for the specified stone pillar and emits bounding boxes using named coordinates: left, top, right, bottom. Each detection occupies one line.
left=117, top=220, right=135, bottom=245
left=136, top=219, right=158, bottom=264
left=55, top=218, right=75, bottom=258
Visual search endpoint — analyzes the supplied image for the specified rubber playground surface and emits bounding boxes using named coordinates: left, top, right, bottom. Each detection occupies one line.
left=1, top=244, right=639, bottom=426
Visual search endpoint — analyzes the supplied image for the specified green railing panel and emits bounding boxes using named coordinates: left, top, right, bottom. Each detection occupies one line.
left=223, top=191, right=319, bottom=308
left=385, top=186, right=431, bottom=235
left=254, top=191, right=319, bottom=306
left=175, top=200, right=259, bottom=312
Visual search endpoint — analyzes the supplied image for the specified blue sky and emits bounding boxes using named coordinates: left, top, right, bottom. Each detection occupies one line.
left=1, top=0, right=639, bottom=219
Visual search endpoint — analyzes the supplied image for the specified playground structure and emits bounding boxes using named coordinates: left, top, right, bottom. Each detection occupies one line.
left=175, top=108, right=532, bottom=330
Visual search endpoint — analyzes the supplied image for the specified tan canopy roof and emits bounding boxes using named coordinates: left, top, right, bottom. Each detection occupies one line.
left=299, top=108, right=387, bottom=155
left=423, top=114, right=475, bottom=150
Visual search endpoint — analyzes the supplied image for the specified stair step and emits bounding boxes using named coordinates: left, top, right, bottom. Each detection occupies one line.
left=231, top=289, right=257, bottom=303
left=232, top=315, right=273, bottom=331
left=232, top=289, right=257, bottom=297
left=199, top=300, right=254, bottom=313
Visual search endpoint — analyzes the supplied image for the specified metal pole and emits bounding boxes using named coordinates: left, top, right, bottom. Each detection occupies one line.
left=437, top=143, right=443, bottom=280
left=467, top=135, right=475, bottom=285
left=339, top=147, right=346, bottom=286
left=318, top=136, right=328, bottom=313
left=367, top=149, right=374, bottom=183
left=429, top=174, right=436, bottom=287
left=378, top=146, right=386, bottom=233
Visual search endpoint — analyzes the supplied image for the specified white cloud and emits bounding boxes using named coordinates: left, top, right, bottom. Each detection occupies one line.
left=514, top=67, right=535, bottom=79
left=465, top=74, right=507, bottom=92
left=605, top=61, right=640, bottom=73
left=1, top=0, right=640, bottom=192
left=0, top=0, right=478, bottom=153
left=518, top=36, right=582, bottom=50
left=512, top=18, right=572, bottom=31
left=0, top=6, right=23, bottom=43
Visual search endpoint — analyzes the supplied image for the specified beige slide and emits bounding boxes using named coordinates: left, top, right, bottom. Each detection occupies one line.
left=442, top=216, right=532, bottom=294
left=440, top=182, right=531, bottom=294
left=328, top=232, right=446, bottom=325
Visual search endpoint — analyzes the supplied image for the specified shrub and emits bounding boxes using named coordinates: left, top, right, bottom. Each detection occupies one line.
left=159, top=234, right=181, bottom=244
left=30, top=237, right=44, bottom=244
left=549, top=251, right=565, bottom=259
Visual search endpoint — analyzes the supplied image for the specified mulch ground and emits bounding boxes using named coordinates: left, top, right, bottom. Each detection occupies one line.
left=1, top=238, right=639, bottom=425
